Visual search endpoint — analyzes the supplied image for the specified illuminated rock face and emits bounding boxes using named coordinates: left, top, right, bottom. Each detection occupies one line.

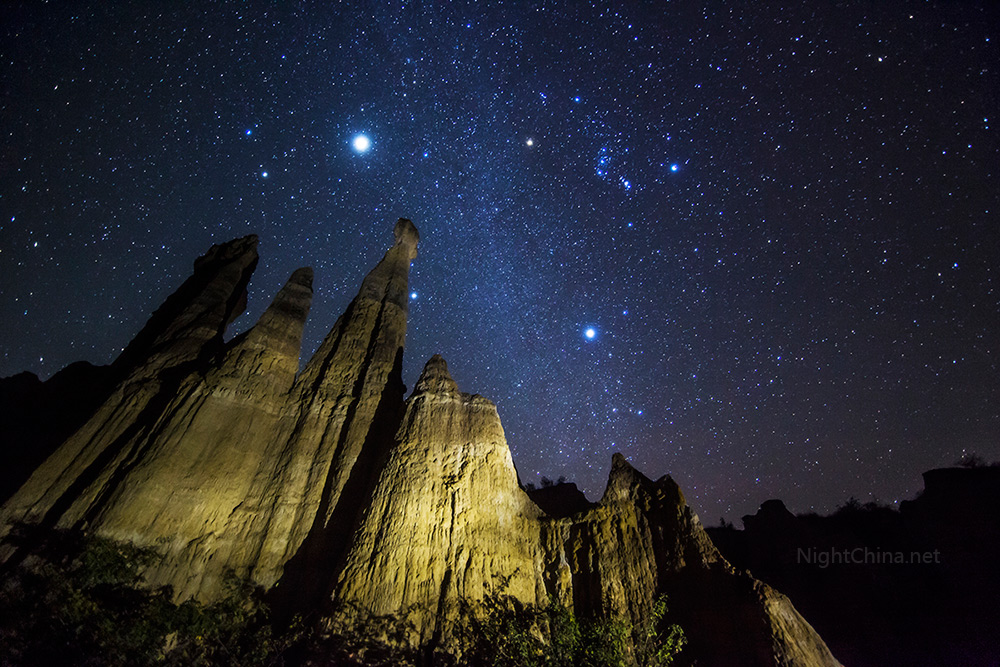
left=0, top=221, right=417, bottom=602
left=0, top=234, right=262, bottom=558
left=77, top=265, right=316, bottom=600
left=542, top=455, right=841, bottom=667
left=0, top=219, right=840, bottom=665
left=329, top=354, right=547, bottom=648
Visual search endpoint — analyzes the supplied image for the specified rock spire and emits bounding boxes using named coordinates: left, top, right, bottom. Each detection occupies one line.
left=257, top=217, right=418, bottom=606
left=328, top=355, right=546, bottom=649
left=66, top=265, right=315, bottom=599
left=0, top=220, right=419, bottom=602
left=0, top=234, right=260, bottom=554
left=0, top=218, right=841, bottom=665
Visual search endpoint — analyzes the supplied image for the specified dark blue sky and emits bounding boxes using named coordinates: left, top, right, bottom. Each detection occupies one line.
left=2, top=1, right=998, bottom=523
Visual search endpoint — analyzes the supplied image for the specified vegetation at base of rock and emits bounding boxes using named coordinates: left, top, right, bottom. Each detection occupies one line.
left=0, top=526, right=302, bottom=666
left=322, top=591, right=685, bottom=667
left=0, top=528, right=685, bottom=666
left=460, top=588, right=685, bottom=667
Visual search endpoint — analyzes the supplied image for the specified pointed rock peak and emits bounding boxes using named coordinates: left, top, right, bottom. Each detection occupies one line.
left=246, top=267, right=313, bottom=345
left=112, top=234, right=259, bottom=378
left=413, top=354, right=459, bottom=397
left=215, top=265, right=314, bottom=391
left=287, top=266, right=314, bottom=289
left=602, top=452, right=654, bottom=502
left=609, top=452, right=645, bottom=483
left=611, top=452, right=631, bottom=472
left=193, top=234, right=259, bottom=272
left=393, top=218, right=419, bottom=258
left=338, top=217, right=419, bottom=310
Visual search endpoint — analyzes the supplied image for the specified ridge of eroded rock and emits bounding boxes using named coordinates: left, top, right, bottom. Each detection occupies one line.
left=0, top=220, right=841, bottom=665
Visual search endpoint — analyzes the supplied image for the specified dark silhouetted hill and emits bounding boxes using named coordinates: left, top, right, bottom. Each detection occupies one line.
left=0, top=362, right=115, bottom=503
left=708, top=465, right=1000, bottom=666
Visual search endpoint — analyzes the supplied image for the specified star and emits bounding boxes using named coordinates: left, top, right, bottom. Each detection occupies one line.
left=352, top=134, right=372, bottom=153
left=525, top=138, right=534, bottom=147
left=584, top=327, right=597, bottom=340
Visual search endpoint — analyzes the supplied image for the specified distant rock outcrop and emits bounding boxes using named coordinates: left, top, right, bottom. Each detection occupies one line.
left=0, top=362, right=115, bottom=504
left=709, top=466, right=1000, bottom=666
left=1, top=219, right=840, bottom=666
left=526, top=481, right=594, bottom=518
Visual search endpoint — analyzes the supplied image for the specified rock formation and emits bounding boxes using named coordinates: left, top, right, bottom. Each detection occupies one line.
left=539, top=455, right=839, bottom=666
left=0, top=220, right=417, bottom=601
left=0, top=361, right=115, bottom=504
left=265, top=217, right=417, bottom=609
left=328, top=354, right=547, bottom=650
left=0, top=234, right=260, bottom=555
left=69, top=265, right=315, bottom=600
left=0, top=219, right=841, bottom=665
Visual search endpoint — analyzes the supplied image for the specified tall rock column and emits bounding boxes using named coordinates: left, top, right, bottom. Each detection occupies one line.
left=0, top=235, right=259, bottom=549
left=328, top=355, right=547, bottom=651
left=73, top=267, right=314, bottom=600
left=261, top=219, right=419, bottom=606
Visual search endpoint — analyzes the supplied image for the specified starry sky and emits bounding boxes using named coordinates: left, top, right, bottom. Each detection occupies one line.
left=2, top=2, right=998, bottom=523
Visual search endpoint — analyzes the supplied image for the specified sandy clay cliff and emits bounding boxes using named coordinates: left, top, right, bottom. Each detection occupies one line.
left=0, top=219, right=840, bottom=666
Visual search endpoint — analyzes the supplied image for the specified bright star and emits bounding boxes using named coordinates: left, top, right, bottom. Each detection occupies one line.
left=352, top=134, right=371, bottom=153
left=410, top=292, right=418, bottom=300
left=584, top=327, right=596, bottom=340
left=670, top=164, right=679, bottom=172
left=261, top=171, right=268, bottom=178
left=526, top=138, right=534, bottom=147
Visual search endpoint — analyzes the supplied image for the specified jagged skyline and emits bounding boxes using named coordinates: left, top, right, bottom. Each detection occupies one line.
left=2, top=2, right=998, bottom=523
left=0, top=225, right=844, bottom=664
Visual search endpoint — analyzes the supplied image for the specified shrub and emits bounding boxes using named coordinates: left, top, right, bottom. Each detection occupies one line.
left=464, top=588, right=685, bottom=667
left=0, top=526, right=301, bottom=666
left=0, top=528, right=686, bottom=666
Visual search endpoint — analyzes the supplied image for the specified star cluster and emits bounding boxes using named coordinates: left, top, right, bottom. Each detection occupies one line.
left=2, top=2, right=998, bottom=522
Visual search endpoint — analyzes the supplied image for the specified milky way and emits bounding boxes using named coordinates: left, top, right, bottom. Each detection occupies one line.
left=2, top=2, right=998, bottom=522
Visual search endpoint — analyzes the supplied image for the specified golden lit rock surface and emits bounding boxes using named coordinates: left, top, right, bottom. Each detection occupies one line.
left=0, top=234, right=260, bottom=552
left=328, top=354, right=547, bottom=649
left=256, top=217, right=416, bottom=605
left=0, top=219, right=840, bottom=665
left=80, top=266, right=315, bottom=599
left=0, top=221, right=417, bottom=602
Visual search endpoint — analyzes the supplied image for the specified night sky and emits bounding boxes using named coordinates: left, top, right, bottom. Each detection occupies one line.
left=2, top=2, right=998, bottom=524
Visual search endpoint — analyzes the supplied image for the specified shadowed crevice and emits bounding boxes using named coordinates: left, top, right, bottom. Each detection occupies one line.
left=270, top=342, right=406, bottom=623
